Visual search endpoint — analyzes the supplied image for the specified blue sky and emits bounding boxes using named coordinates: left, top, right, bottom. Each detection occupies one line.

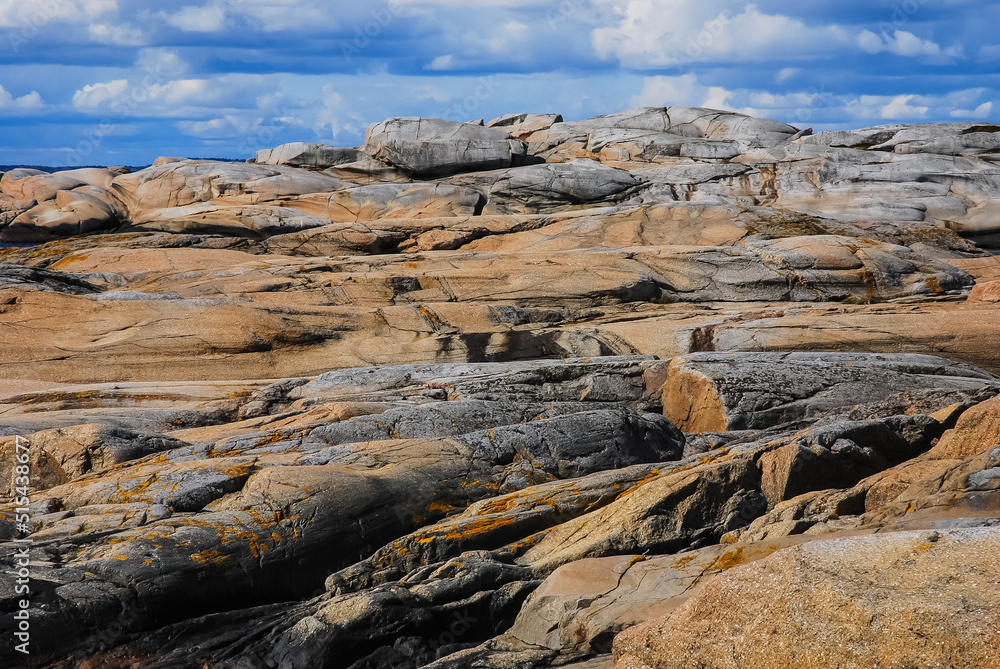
left=0, top=0, right=996, bottom=166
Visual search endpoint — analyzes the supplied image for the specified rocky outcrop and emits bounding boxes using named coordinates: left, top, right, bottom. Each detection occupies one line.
left=443, top=161, right=642, bottom=214
left=613, top=528, right=1000, bottom=669
left=365, top=118, right=528, bottom=178
left=0, top=357, right=684, bottom=667
left=254, top=142, right=364, bottom=169
left=3, top=105, right=1000, bottom=669
left=661, top=352, right=995, bottom=432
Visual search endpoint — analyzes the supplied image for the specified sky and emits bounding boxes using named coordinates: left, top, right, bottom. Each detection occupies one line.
left=0, top=0, right=996, bottom=166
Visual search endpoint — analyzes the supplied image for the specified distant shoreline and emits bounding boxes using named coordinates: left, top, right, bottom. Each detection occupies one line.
left=0, top=158, right=247, bottom=174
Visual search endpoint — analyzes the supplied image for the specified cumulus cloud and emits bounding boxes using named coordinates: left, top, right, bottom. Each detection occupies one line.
left=158, top=0, right=350, bottom=34
left=0, top=85, right=43, bottom=110
left=950, top=102, right=994, bottom=120
left=88, top=22, right=144, bottom=46
left=880, top=95, right=929, bottom=119
left=630, top=74, right=704, bottom=107
left=161, top=2, right=229, bottom=32
left=629, top=76, right=995, bottom=128
left=630, top=75, right=748, bottom=114
left=72, top=75, right=272, bottom=115
left=135, top=48, right=189, bottom=78
left=72, top=79, right=129, bottom=109
left=592, top=0, right=850, bottom=67
left=836, top=89, right=996, bottom=124
left=177, top=115, right=257, bottom=139
left=856, top=29, right=962, bottom=60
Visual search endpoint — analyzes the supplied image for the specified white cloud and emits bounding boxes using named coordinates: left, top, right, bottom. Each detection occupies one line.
left=135, top=48, right=188, bottom=78
left=630, top=74, right=703, bottom=107
left=843, top=90, right=994, bottom=124
left=880, top=95, right=929, bottom=119
left=630, top=76, right=996, bottom=128
left=486, top=20, right=529, bottom=51
left=71, top=74, right=272, bottom=115
left=313, top=84, right=343, bottom=138
left=158, top=0, right=349, bottom=34
left=88, top=22, right=144, bottom=46
left=630, top=75, right=743, bottom=113
left=950, top=102, right=994, bottom=120
left=0, top=85, right=43, bottom=110
left=161, top=2, right=228, bottom=32
left=222, top=0, right=338, bottom=32
left=72, top=79, right=129, bottom=109
left=775, top=67, right=799, bottom=84
left=592, top=0, right=850, bottom=67
left=425, top=55, right=456, bottom=71
left=856, top=29, right=962, bottom=60
left=703, top=86, right=734, bottom=111
left=146, top=79, right=214, bottom=106
left=0, top=0, right=116, bottom=28
left=396, top=0, right=547, bottom=6
left=177, top=116, right=256, bottom=139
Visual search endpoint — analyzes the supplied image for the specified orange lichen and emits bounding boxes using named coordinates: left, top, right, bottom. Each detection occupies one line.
left=671, top=553, right=699, bottom=570
left=426, top=500, right=456, bottom=514
left=443, top=516, right=514, bottom=541
left=191, top=550, right=228, bottom=565
left=707, top=546, right=747, bottom=571
left=613, top=469, right=663, bottom=501
left=625, top=554, right=647, bottom=569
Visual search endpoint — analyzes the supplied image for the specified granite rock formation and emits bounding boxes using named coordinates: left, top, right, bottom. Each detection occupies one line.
left=1, top=106, right=1000, bottom=668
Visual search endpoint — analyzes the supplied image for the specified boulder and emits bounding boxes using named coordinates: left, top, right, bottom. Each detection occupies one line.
left=487, top=113, right=564, bottom=140
left=662, top=352, right=996, bottom=432
left=110, top=161, right=353, bottom=213
left=0, top=424, right=189, bottom=495
left=273, top=182, right=484, bottom=221
left=444, top=162, right=642, bottom=214
left=255, top=142, right=364, bottom=169
left=364, top=117, right=528, bottom=178
left=128, top=202, right=336, bottom=237
left=927, top=394, right=1000, bottom=459
left=3, top=187, right=122, bottom=241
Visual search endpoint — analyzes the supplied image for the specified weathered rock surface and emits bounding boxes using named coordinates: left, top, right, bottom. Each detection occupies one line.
left=613, top=528, right=1000, bottom=669
left=365, top=118, right=527, bottom=178
left=662, top=351, right=995, bottom=432
left=3, top=105, right=1000, bottom=669
left=254, top=142, right=364, bottom=169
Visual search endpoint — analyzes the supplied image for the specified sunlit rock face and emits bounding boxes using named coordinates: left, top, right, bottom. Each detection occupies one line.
left=2, top=106, right=1000, bottom=669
